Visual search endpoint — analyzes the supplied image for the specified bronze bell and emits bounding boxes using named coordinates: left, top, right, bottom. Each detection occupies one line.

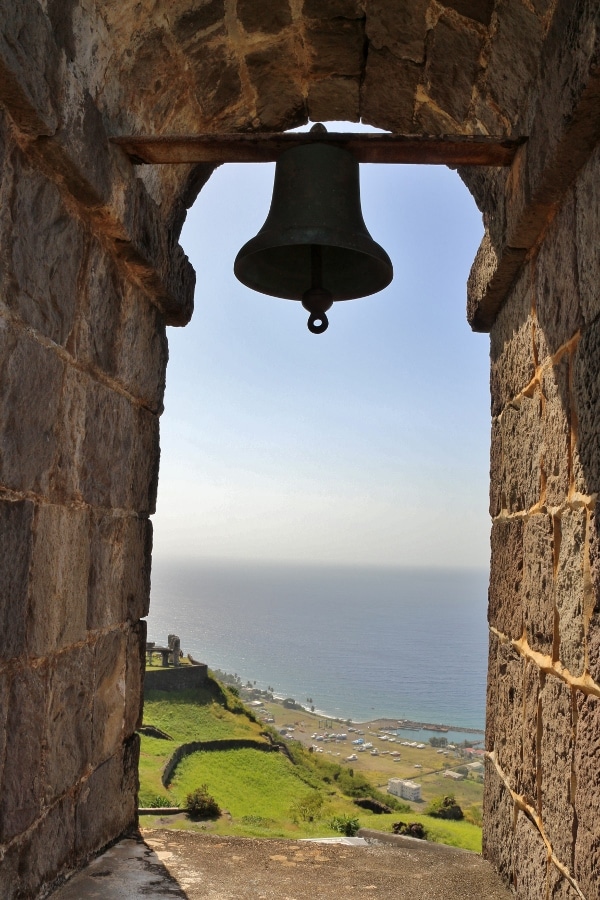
left=234, top=124, right=393, bottom=334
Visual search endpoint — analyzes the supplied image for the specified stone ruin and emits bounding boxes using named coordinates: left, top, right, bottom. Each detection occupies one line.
left=146, top=634, right=182, bottom=667
left=0, top=1, right=599, bottom=897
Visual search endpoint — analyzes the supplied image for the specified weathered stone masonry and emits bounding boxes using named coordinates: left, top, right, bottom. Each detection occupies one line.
left=0, top=0, right=599, bottom=897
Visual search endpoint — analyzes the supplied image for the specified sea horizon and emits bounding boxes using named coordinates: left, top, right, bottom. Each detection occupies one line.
left=147, top=558, right=490, bottom=730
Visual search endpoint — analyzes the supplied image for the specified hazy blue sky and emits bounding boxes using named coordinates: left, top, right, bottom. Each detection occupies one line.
left=152, top=123, right=491, bottom=569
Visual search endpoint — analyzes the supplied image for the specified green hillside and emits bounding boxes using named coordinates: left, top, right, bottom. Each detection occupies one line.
left=138, top=673, right=482, bottom=851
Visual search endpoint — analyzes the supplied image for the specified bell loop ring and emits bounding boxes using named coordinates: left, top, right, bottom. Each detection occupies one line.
left=307, top=311, right=329, bottom=334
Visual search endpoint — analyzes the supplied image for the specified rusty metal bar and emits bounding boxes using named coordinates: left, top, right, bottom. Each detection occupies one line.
left=111, top=133, right=526, bottom=167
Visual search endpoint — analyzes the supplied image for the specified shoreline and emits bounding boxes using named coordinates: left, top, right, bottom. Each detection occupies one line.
left=268, top=695, right=485, bottom=735
left=196, top=664, right=486, bottom=736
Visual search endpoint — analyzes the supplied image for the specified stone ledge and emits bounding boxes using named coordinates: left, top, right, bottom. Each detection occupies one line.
left=51, top=832, right=513, bottom=899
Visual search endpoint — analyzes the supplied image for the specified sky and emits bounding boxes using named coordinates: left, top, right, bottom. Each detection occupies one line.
left=151, top=123, right=491, bottom=569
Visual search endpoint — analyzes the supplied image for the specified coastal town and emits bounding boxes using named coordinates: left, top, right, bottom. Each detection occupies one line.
left=229, top=675, right=485, bottom=815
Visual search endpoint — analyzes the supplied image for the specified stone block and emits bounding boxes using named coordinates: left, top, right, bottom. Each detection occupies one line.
left=489, top=418, right=502, bottom=518
left=80, top=380, right=160, bottom=513
left=361, top=50, right=419, bottom=131
left=425, top=15, right=483, bottom=123
left=49, top=364, right=87, bottom=502
left=365, top=0, right=428, bottom=64
left=238, top=0, right=291, bottom=33
left=172, top=1, right=225, bottom=44
left=586, top=510, right=600, bottom=682
left=125, top=621, right=147, bottom=738
left=495, top=640, right=524, bottom=787
left=305, top=18, right=364, bottom=77
left=0, top=498, right=34, bottom=660
left=498, top=392, right=543, bottom=514
left=555, top=509, right=586, bottom=677
left=535, top=193, right=582, bottom=358
left=303, top=0, right=362, bottom=16
left=6, top=152, right=85, bottom=346
left=0, top=331, right=64, bottom=495
left=522, top=513, right=554, bottom=656
left=531, top=0, right=553, bottom=14
left=513, top=813, right=549, bottom=900
left=119, top=29, right=184, bottom=131
left=307, top=77, right=360, bottom=123
left=245, top=43, right=305, bottom=131
left=540, top=676, right=574, bottom=867
left=27, top=504, right=90, bottom=657
left=482, top=759, right=515, bottom=883
left=547, top=865, right=583, bottom=900
left=490, top=266, right=534, bottom=417
left=575, top=143, right=600, bottom=325
left=72, top=241, right=122, bottom=377
left=541, top=359, right=570, bottom=507
left=75, top=740, right=138, bottom=857
left=485, top=0, right=542, bottom=125
left=87, top=512, right=152, bottom=630
left=486, top=631, right=499, bottom=752
left=573, top=317, right=600, bottom=494
left=0, top=0, right=60, bottom=136
left=0, top=666, right=46, bottom=842
left=573, top=693, right=600, bottom=899
left=190, top=39, right=243, bottom=124
left=115, top=287, right=168, bottom=413
left=488, top=517, right=524, bottom=640
left=441, top=0, right=494, bottom=25
left=0, top=670, right=9, bottom=800
left=130, top=406, right=161, bottom=515
left=92, top=630, right=127, bottom=766
left=12, top=795, right=75, bottom=899
left=45, top=645, right=94, bottom=803
left=413, top=97, right=462, bottom=135
left=521, top=662, right=540, bottom=806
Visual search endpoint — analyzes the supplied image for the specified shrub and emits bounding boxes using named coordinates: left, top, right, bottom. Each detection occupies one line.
left=186, top=784, right=221, bottom=819
left=146, top=794, right=177, bottom=808
left=330, top=814, right=360, bottom=836
left=290, top=791, right=324, bottom=823
left=393, top=821, right=427, bottom=839
left=425, top=795, right=464, bottom=820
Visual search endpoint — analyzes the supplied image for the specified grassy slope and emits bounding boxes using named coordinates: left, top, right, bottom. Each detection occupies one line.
left=139, top=681, right=265, bottom=805
left=139, top=677, right=482, bottom=851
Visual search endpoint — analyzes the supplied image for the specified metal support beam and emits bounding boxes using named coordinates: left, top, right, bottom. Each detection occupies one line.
left=111, top=133, right=525, bottom=167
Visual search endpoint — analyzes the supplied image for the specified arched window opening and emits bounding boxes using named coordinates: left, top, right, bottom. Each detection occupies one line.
left=143, top=122, right=491, bottom=831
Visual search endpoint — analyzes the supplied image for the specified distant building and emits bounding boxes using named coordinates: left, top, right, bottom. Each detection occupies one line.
left=387, top=778, right=422, bottom=802
left=444, top=770, right=465, bottom=780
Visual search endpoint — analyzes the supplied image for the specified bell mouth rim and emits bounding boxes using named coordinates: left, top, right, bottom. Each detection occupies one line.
left=234, top=228, right=393, bottom=301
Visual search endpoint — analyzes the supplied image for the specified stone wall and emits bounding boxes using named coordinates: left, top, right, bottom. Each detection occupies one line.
left=1, top=1, right=600, bottom=897
left=0, top=106, right=167, bottom=894
left=144, top=665, right=208, bottom=693
left=482, top=141, right=600, bottom=900
left=0, top=3, right=194, bottom=891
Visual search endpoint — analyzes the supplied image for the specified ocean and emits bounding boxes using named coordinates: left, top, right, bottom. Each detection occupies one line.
left=147, top=560, right=489, bottom=732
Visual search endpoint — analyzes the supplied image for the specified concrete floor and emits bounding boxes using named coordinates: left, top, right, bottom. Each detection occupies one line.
left=51, top=830, right=512, bottom=899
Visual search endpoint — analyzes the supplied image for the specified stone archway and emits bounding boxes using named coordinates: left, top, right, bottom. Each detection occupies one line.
left=0, top=2, right=599, bottom=897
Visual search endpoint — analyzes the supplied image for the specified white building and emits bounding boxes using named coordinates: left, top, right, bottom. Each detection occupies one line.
left=444, top=770, right=465, bottom=780
left=387, top=778, right=422, bottom=802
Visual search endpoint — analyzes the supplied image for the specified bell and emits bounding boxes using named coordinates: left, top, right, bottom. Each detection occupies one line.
left=234, top=124, right=393, bottom=334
